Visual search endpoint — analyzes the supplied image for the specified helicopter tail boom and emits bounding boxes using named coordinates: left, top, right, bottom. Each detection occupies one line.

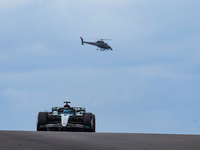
left=80, top=36, right=84, bottom=45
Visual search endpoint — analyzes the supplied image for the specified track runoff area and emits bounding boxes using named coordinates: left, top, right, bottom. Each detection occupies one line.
left=0, top=131, right=200, bottom=150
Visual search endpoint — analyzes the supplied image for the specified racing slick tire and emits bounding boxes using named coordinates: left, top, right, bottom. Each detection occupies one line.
left=83, top=113, right=96, bottom=132
left=91, top=114, right=96, bottom=132
left=37, top=112, right=48, bottom=131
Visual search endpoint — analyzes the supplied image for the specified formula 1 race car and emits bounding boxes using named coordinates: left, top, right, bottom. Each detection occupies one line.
left=37, top=102, right=96, bottom=132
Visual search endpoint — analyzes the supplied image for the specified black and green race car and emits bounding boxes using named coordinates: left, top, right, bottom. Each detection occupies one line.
left=37, top=101, right=95, bottom=132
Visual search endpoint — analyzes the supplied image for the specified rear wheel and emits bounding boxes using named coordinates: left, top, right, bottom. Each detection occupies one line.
left=37, top=112, right=48, bottom=131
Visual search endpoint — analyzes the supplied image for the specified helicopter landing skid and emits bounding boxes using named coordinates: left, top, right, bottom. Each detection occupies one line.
left=96, top=48, right=107, bottom=51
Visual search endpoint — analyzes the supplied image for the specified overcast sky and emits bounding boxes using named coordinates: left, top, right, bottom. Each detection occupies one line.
left=0, top=0, right=200, bottom=134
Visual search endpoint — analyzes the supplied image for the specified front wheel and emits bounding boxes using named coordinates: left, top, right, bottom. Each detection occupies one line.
left=91, top=114, right=96, bottom=132
left=37, top=112, right=48, bottom=131
left=83, top=113, right=96, bottom=132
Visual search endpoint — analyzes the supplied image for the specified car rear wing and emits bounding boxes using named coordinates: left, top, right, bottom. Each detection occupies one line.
left=52, top=107, right=85, bottom=112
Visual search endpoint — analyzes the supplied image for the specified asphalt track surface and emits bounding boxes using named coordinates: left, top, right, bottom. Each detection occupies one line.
left=0, top=131, right=200, bottom=150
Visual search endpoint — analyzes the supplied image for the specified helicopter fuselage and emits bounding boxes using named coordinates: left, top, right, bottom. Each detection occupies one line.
left=80, top=37, right=112, bottom=50
left=84, top=41, right=112, bottom=50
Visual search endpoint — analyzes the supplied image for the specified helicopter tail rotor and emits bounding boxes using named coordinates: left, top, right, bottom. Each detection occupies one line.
left=80, top=36, right=84, bottom=45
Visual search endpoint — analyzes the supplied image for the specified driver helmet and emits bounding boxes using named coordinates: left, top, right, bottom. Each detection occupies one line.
left=64, top=104, right=70, bottom=107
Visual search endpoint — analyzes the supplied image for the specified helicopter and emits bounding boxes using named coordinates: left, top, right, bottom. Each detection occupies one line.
left=80, top=36, right=113, bottom=51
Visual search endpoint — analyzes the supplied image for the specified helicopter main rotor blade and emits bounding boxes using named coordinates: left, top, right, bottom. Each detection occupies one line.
left=100, top=39, right=112, bottom=41
left=83, top=38, right=112, bottom=41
